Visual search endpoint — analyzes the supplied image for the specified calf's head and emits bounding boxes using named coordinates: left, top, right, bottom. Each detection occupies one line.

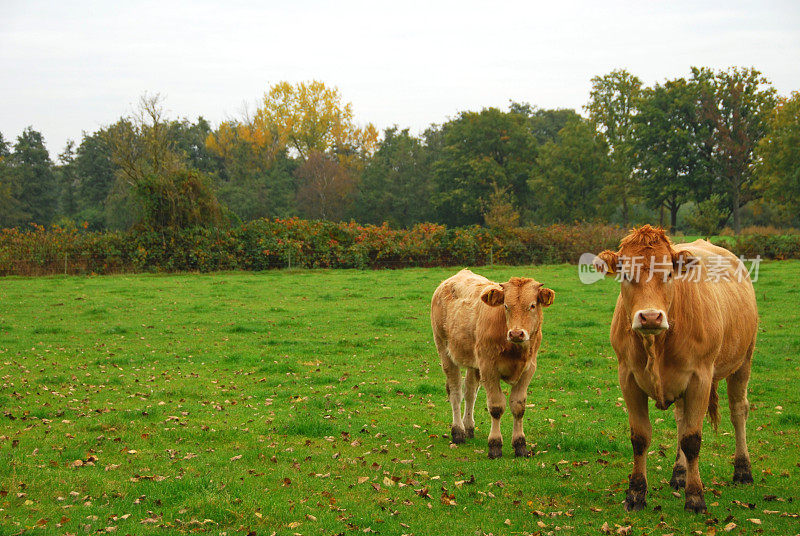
left=594, top=225, right=695, bottom=335
left=480, top=277, right=555, bottom=343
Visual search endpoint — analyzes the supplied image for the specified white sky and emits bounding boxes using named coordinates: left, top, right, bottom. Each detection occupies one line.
left=2, top=0, right=799, bottom=156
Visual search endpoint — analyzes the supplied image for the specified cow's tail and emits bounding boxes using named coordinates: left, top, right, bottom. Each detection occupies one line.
left=707, top=380, right=720, bottom=431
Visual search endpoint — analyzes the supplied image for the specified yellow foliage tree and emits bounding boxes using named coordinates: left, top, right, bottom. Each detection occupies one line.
left=206, top=81, right=378, bottom=167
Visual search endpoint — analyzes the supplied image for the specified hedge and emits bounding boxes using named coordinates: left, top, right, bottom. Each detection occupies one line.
left=1, top=220, right=797, bottom=276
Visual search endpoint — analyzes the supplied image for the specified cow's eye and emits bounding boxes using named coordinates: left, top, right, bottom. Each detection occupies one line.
left=530, top=303, right=536, bottom=310
left=503, top=304, right=509, bottom=311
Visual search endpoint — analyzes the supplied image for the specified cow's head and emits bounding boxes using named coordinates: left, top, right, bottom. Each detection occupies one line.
left=480, top=277, right=555, bottom=343
left=594, top=225, right=696, bottom=335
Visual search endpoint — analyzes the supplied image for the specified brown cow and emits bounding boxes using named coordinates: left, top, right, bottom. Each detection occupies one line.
left=430, top=269, right=555, bottom=458
left=594, top=226, right=758, bottom=513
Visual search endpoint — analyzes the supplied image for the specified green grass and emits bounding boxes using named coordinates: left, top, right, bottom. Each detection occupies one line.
left=1, top=263, right=799, bottom=535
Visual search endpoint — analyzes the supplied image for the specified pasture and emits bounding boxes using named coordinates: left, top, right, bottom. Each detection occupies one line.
left=1, top=262, right=799, bottom=535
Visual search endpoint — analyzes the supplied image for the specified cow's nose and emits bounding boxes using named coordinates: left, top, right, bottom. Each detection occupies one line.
left=639, top=311, right=663, bottom=328
left=508, top=329, right=526, bottom=342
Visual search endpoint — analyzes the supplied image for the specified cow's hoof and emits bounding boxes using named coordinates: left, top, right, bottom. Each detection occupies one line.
left=450, top=426, right=466, bottom=444
left=733, top=469, right=754, bottom=484
left=512, top=437, right=529, bottom=458
left=624, top=490, right=646, bottom=512
left=487, top=438, right=502, bottom=459
left=733, top=457, right=753, bottom=484
left=684, top=493, right=706, bottom=513
left=669, top=465, right=686, bottom=489
left=465, top=426, right=475, bottom=439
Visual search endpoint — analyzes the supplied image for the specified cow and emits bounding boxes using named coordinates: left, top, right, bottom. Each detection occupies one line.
left=594, top=225, right=758, bottom=513
left=430, top=269, right=555, bottom=459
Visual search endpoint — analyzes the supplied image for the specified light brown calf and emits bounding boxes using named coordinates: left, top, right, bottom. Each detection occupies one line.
left=430, top=269, right=555, bottom=458
left=595, top=226, right=758, bottom=513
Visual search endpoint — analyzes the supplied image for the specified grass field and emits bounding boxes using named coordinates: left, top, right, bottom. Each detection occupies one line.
left=1, top=262, right=799, bottom=535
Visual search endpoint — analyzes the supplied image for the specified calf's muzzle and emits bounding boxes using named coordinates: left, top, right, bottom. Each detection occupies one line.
left=507, top=329, right=528, bottom=343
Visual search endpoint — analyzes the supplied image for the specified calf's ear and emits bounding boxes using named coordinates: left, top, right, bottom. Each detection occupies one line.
left=594, top=250, right=619, bottom=276
left=538, top=287, right=555, bottom=307
left=672, top=249, right=698, bottom=274
left=480, top=285, right=505, bottom=307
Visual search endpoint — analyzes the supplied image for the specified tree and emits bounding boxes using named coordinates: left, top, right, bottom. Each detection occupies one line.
left=756, top=91, right=800, bottom=215
left=633, top=78, right=711, bottom=232
left=295, top=151, right=355, bottom=221
left=104, top=94, right=223, bottom=230
left=356, top=127, right=433, bottom=227
left=586, top=69, right=642, bottom=225
left=208, top=81, right=378, bottom=167
left=56, top=140, right=79, bottom=219
left=168, top=116, right=220, bottom=175
left=693, top=66, right=777, bottom=234
left=509, top=102, right=582, bottom=145
left=432, top=107, right=536, bottom=226
left=73, top=129, right=118, bottom=228
left=9, top=127, right=57, bottom=225
left=529, top=118, right=612, bottom=223
left=0, top=132, right=28, bottom=227
left=207, top=118, right=296, bottom=222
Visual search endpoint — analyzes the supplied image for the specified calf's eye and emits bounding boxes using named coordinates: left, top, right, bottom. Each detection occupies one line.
left=530, top=303, right=536, bottom=310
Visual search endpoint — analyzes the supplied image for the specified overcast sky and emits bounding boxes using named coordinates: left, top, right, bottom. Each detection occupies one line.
left=2, top=0, right=799, bottom=155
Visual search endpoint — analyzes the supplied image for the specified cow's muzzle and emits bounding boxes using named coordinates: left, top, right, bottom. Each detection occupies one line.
left=507, top=329, right=529, bottom=343
left=632, top=308, right=669, bottom=334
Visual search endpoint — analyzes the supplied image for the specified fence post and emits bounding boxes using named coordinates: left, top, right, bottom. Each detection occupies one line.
left=64, top=253, right=68, bottom=275
left=288, top=249, right=291, bottom=270
left=490, top=246, right=493, bottom=267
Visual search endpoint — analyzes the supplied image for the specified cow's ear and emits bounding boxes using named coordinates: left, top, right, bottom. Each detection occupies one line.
left=672, top=249, right=698, bottom=274
left=480, top=285, right=504, bottom=307
left=538, top=287, right=555, bottom=307
left=594, top=250, right=619, bottom=276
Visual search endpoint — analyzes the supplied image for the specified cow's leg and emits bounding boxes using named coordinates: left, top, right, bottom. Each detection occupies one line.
left=437, top=347, right=466, bottom=444
left=727, top=359, right=753, bottom=484
left=462, top=368, right=481, bottom=439
left=680, top=373, right=713, bottom=513
left=620, top=370, right=651, bottom=512
left=483, top=369, right=505, bottom=459
left=509, top=363, right=536, bottom=457
left=670, top=398, right=687, bottom=489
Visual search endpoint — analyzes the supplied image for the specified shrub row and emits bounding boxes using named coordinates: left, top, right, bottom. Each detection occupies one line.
left=0, top=220, right=630, bottom=275
left=2, top=221, right=797, bottom=276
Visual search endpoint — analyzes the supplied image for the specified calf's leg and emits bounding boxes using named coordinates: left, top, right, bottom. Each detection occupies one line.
left=462, top=368, right=480, bottom=438
left=620, top=370, right=651, bottom=512
left=438, top=349, right=466, bottom=444
left=727, top=359, right=754, bottom=484
left=680, top=374, right=713, bottom=513
left=509, top=364, right=536, bottom=457
left=670, top=399, right=687, bottom=489
left=482, top=370, right=505, bottom=459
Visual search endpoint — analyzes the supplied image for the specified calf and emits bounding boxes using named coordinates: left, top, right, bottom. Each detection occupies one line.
left=594, top=226, right=758, bottom=512
left=430, top=269, right=555, bottom=458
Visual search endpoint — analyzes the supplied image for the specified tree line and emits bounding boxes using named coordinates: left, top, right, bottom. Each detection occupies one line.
left=1, top=69, right=798, bottom=235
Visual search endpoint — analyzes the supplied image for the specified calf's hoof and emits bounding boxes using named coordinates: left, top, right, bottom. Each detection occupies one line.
left=450, top=426, right=466, bottom=444
left=487, top=438, right=502, bottom=459
left=669, top=465, right=686, bottom=489
left=624, top=474, right=647, bottom=512
left=465, top=426, right=475, bottom=439
left=512, top=437, right=529, bottom=458
left=733, top=457, right=754, bottom=484
left=623, top=489, right=647, bottom=512
left=684, top=493, right=706, bottom=513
